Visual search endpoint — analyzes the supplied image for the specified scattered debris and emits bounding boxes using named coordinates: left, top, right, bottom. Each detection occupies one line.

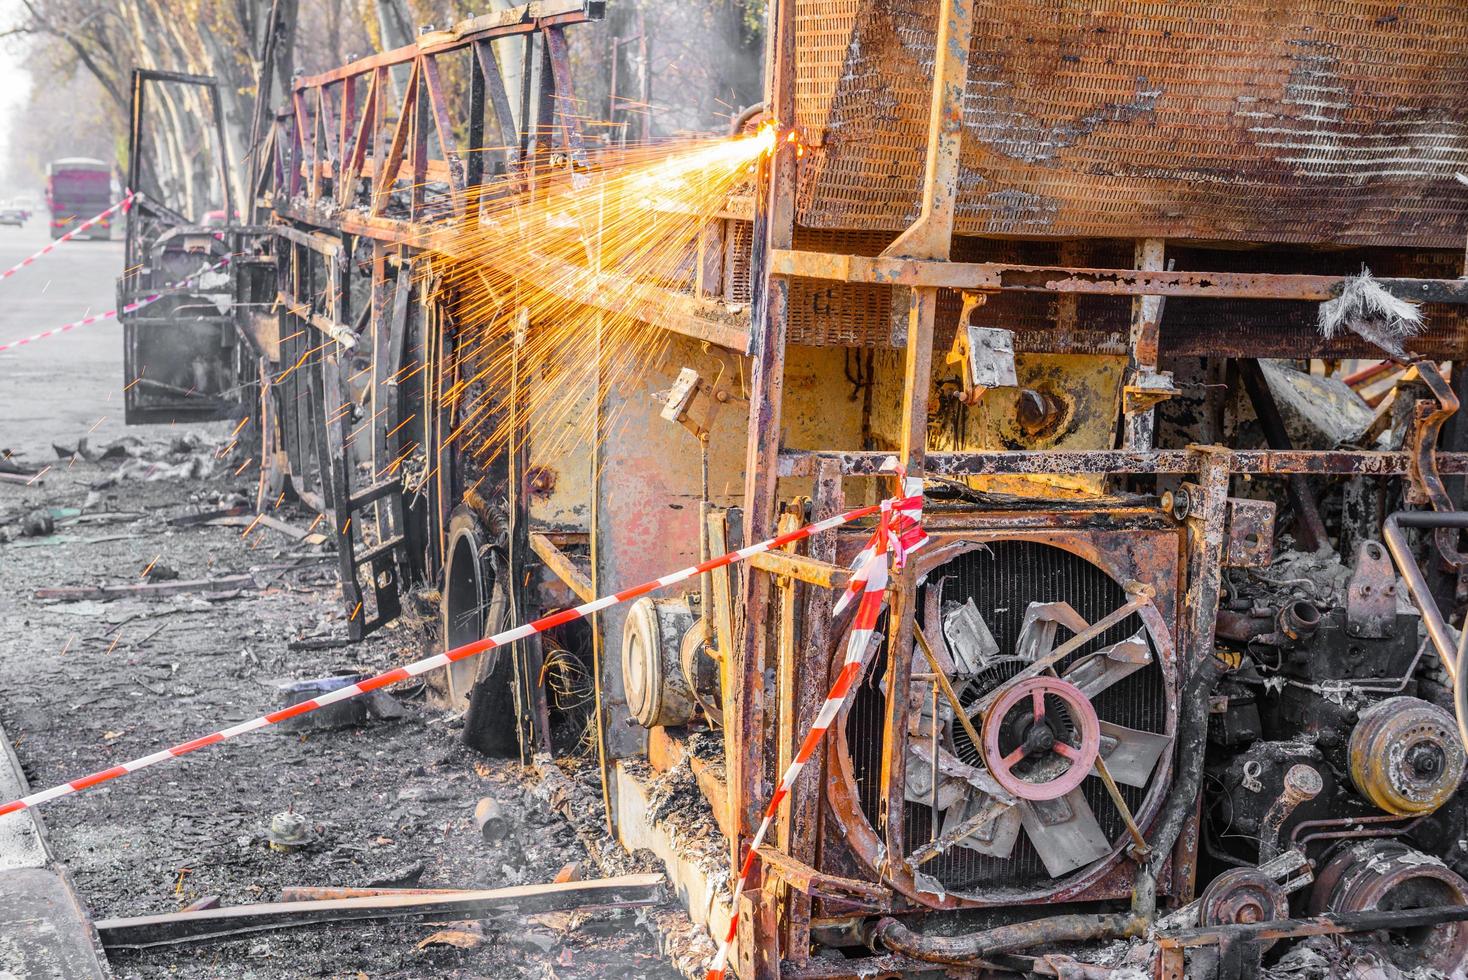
left=475, top=797, right=512, bottom=843
left=265, top=812, right=314, bottom=853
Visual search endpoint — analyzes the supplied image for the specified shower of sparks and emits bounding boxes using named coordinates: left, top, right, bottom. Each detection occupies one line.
left=404, top=125, right=778, bottom=479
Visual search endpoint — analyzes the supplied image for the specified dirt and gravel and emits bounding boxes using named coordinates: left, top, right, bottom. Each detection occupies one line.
left=0, top=446, right=685, bottom=979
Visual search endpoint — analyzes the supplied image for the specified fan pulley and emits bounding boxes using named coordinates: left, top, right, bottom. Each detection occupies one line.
left=983, top=676, right=1101, bottom=801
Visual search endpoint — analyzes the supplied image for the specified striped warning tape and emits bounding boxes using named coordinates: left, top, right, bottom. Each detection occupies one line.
left=0, top=473, right=921, bottom=824
left=0, top=192, right=134, bottom=282
left=705, top=466, right=926, bottom=980
left=0, top=253, right=231, bottom=355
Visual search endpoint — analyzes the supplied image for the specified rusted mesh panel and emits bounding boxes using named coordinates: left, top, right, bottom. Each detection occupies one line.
left=793, top=0, right=1468, bottom=247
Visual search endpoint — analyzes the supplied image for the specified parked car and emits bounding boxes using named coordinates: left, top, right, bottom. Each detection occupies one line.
left=0, top=205, right=26, bottom=227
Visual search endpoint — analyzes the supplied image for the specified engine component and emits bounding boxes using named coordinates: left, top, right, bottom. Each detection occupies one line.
left=1349, top=696, right=1466, bottom=816
left=1345, top=540, right=1397, bottom=639
left=622, top=597, right=698, bottom=728
left=1310, top=841, right=1468, bottom=974
left=1199, top=866, right=1289, bottom=929
left=982, top=676, right=1101, bottom=802
left=1259, top=764, right=1323, bottom=862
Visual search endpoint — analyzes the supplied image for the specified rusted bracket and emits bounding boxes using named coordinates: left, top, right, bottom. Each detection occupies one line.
left=1408, top=361, right=1468, bottom=568
left=755, top=846, right=891, bottom=906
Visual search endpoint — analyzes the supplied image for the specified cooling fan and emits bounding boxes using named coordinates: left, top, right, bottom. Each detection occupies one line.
left=903, top=597, right=1174, bottom=880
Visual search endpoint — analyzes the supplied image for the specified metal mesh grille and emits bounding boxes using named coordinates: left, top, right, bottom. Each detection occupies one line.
left=793, top=0, right=1468, bottom=247
left=845, top=540, right=1168, bottom=895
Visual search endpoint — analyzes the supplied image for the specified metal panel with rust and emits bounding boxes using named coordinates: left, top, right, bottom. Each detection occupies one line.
left=792, top=0, right=1468, bottom=247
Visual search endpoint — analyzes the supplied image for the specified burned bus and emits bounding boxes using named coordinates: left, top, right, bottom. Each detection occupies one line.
left=119, top=1, right=1468, bottom=976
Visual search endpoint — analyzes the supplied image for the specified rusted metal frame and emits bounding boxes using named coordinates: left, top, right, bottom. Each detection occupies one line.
left=529, top=531, right=594, bottom=602
left=746, top=549, right=850, bottom=590
left=778, top=448, right=1468, bottom=479
left=371, top=59, right=421, bottom=217
left=784, top=458, right=845, bottom=961
left=1122, top=238, right=1166, bottom=450
left=472, top=39, right=523, bottom=177
left=420, top=54, right=467, bottom=216
left=876, top=0, right=975, bottom=894
left=733, top=0, right=797, bottom=974
left=768, top=249, right=1468, bottom=304
left=1237, top=359, right=1328, bottom=552
left=312, top=84, right=339, bottom=203
left=294, top=1, right=595, bottom=89
left=542, top=27, right=589, bottom=180
left=339, top=70, right=378, bottom=208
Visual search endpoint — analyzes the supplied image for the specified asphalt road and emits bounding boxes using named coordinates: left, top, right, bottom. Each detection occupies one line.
left=0, top=215, right=149, bottom=463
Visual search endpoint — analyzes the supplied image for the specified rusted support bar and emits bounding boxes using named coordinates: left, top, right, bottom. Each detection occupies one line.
left=769, top=249, right=1468, bottom=304
left=1238, top=359, right=1329, bottom=552
left=778, top=449, right=1468, bottom=479
left=529, top=531, right=594, bottom=602
left=272, top=225, right=344, bottom=255
left=420, top=55, right=467, bottom=213
left=746, top=549, right=851, bottom=590
left=371, top=59, right=419, bottom=216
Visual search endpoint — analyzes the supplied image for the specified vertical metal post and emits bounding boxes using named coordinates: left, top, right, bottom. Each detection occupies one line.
left=733, top=0, right=796, bottom=973
left=1122, top=238, right=1166, bottom=449
left=874, top=0, right=974, bottom=886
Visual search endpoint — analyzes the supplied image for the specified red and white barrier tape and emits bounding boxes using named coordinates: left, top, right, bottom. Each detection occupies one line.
left=0, top=472, right=920, bottom=825
left=0, top=253, right=230, bottom=355
left=0, top=193, right=134, bottom=283
left=706, top=465, right=926, bottom=980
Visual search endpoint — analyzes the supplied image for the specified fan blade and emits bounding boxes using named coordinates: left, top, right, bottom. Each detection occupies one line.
left=1016, top=601, right=1090, bottom=662
left=1061, top=627, right=1152, bottom=698
left=1096, top=722, right=1172, bottom=788
left=943, top=791, right=1023, bottom=859
left=1020, top=790, right=1112, bottom=877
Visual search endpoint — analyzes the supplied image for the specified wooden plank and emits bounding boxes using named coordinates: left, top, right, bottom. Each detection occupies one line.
left=35, top=575, right=258, bottom=601
left=95, top=873, right=665, bottom=948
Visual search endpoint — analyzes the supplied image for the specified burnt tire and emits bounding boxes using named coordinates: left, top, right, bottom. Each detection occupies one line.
left=442, top=506, right=517, bottom=756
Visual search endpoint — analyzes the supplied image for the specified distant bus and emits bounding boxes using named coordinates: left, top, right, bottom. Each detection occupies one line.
left=45, top=158, right=114, bottom=240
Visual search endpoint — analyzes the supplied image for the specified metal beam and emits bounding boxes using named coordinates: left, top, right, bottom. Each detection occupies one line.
left=770, top=248, right=1468, bottom=304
